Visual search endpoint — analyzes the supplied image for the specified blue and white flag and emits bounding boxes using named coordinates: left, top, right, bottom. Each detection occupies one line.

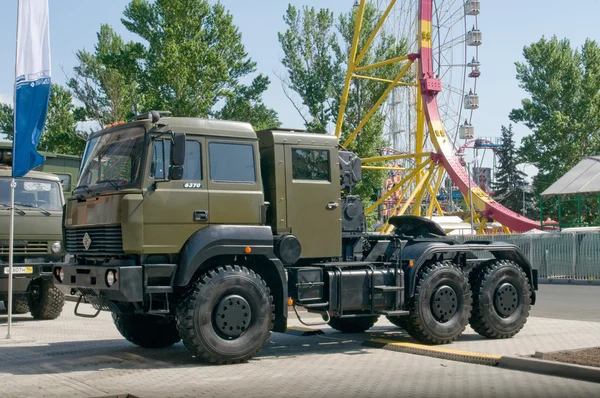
left=12, top=0, right=51, bottom=178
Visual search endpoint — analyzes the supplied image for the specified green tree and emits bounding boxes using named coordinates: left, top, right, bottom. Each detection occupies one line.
left=278, top=2, right=407, bottom=221
left=492, top=124, right=527, bottom=213
left=511, top=36, right=600, bottom=194
left=68, top=24, right=144, bottom=125
left=0, top=103, right=13, bottom=139
left=70, top=0, right=278, bottom=128
left=278, top=5, right=343, bottom=132
left=214, top=75, right=281, bottom=130
left=0, top=84, right=87, bottom=156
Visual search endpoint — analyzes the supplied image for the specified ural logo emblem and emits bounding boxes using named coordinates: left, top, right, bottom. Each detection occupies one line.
left=82, top=233, right=92, bottom=251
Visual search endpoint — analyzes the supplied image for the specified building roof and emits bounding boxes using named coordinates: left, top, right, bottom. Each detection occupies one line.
left=542, top=156, right=600, bottom=196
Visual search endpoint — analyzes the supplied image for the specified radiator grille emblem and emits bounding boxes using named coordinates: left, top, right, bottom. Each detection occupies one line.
left=82, top=233, right=92, bottom=251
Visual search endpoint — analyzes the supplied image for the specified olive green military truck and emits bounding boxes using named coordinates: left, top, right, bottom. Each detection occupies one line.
left=0, top=164, right=65, bottom=319
left=0, top=142, right=81, bottom=198
left=53, top=111, right=538, bottom=364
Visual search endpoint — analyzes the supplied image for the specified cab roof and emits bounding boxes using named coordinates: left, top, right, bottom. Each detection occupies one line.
left=0, top=167, right=61, bottom=182
left=98, top=116, right=258, bottom=140
left=256, top=128, right=339, bottom=148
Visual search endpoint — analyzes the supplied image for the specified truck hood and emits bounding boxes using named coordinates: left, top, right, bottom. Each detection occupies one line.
left=0, top=210, right=62, bottom=240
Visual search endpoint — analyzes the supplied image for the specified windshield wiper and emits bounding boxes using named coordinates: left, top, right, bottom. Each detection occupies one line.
left=0, top=203, right=26, bottom=215
left=96, top=179, right=121, bottom=190
left=13, top=203, right=51, bottom=216
left=74, top=184, right=91, bottom=194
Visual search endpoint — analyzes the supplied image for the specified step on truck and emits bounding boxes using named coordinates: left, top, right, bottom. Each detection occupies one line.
left=0, top=165, right=66, bottom=320
left=53, top=111, right=538, bottom=364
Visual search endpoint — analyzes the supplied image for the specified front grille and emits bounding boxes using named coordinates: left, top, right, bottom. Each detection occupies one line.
left=65, top=225, right=124, bottom=255
left=0, top=241, right=48, bottom=255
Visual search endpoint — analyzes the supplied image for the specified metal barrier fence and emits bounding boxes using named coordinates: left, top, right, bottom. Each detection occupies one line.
left=454, top=233, right=600, bottom=281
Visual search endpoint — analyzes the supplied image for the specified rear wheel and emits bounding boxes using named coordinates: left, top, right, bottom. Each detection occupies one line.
left=469, top=260, right=531, bottom=339
left=113, top=313, right=181, bottom=348
left=176, top=265, right=274, bottom=364
left=3, top=296, right=29, bottom=314
left=327, top=315, right=379, bottom=333
left=28, top=278, right=65, bottom=320
left=404, top=261, right=471, bottom=344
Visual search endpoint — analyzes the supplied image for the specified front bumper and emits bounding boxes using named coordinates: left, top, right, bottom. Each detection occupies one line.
left=53, top=264, right=143, bottom=303
left=0, top=263, right=53, bottom=295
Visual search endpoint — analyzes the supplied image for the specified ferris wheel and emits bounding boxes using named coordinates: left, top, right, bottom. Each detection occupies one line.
left=336, top=0, right=538, bottom=234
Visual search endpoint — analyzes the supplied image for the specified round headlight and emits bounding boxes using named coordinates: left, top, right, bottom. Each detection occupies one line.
left=106, top=270, right=117, bottom=287
left=51, top=241, right=62, bottom=254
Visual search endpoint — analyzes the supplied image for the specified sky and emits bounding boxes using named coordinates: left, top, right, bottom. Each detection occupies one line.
left=0, top=0, right=599, bottom=181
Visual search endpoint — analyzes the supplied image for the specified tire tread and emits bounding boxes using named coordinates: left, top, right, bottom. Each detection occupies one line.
left=176, top=265, right=275, bottom=365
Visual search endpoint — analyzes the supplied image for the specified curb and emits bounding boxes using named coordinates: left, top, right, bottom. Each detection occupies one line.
left=365, top=338, right=600, bottom=383
left=498, top=355, right=600, bottom=384
left=363, top=339, right=501, bottom=366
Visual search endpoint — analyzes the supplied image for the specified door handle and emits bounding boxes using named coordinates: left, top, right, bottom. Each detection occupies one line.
left=194, top=210, right=209, bottom=221
left=326, top=202, right=339, bottom=210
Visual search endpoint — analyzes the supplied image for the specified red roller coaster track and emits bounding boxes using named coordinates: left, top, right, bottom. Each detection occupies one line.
left=419, top=0, right=539, bottom=232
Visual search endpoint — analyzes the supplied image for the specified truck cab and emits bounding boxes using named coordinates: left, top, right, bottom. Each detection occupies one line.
left=0, top=165, right=66, bottom=319
left=54, top=111, right=537, bottom=365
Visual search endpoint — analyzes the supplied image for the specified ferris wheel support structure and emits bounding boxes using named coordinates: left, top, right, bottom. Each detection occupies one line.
left=336, top=0, right=539, bottom=233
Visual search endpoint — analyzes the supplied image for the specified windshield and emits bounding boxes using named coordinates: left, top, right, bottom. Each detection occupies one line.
left=77, top=126, right=146, bottom=192
left=0, top=178, right=62, bottom=211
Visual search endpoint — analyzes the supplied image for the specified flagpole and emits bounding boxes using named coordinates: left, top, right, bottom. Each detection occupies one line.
left=6, top=180, right=15, bottom=339
left=6, top=0, right=21, bottom=340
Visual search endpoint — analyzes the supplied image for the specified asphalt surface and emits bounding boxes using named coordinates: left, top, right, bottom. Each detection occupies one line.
left=2, top=301, right=600, bottom=398
left=531, top=284, right=600, bottom=322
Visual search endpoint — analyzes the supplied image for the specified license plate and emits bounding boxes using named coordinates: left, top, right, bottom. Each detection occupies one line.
left=3, top=266, right=33, bottom=275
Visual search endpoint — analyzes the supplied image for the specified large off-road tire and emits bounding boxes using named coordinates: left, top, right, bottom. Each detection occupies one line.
left=469, top=259, right=531, bottom=339
left=112, top=313, right=181, bottom=348
left=28, top=278, right=65, bottom=320
left=404, top=261, right=472, bottom=344
left=176, top=265, right=274, bottom=365
left=327, top=315, right=379, bottom=333
left=4, top=296, right=30, bottom=314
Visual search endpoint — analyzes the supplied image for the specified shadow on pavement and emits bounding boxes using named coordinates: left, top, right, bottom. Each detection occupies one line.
left=0, top=329, right=382, bottom=376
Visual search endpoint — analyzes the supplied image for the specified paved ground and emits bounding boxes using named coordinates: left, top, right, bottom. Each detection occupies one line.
left=1, top=301, right=600, bottom=398
left=531, top=284, right=600, bottom=322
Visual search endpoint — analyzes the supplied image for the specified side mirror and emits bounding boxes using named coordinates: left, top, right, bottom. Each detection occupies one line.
left=171, top=132, right=186, bottom=166
left=169, top=165, right=184, bottom=181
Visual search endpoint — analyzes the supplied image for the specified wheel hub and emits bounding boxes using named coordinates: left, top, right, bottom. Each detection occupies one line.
left=494, top=283, right=519, bottom=317
left=431, top=285, right=457, bottom=322
left=214, top=294, right=251, bottom=339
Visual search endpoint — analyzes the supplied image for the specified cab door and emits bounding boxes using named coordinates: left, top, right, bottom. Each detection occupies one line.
left=284, top=145, right=341, bottom=259
left=205, top=138, right=264, bottom=225
left=142, top=136, right=208, bottom=254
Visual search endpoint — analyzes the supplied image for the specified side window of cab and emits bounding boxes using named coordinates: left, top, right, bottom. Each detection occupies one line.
left=150, top=138, right=203, bottom=181
left=208, top=142, right=256, bottom=183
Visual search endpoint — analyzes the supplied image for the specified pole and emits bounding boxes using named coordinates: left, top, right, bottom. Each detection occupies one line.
left=6, top=179, right=15, bottom=339
left=523, top=188, right=526, bottom=216
left=468, top=165, right=474, bottom=234
left=7, top=0, right=21, bottom=340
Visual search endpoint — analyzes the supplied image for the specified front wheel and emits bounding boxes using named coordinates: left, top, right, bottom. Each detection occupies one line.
left=469, top=260, right=531, bottom=339
left=28, top=278, right=65, bottom=320
left=176, top=265, right=274, bottom=365
left=4, top=296, right=29, bottom=314
left=404, top=261, right=472, bottom=344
